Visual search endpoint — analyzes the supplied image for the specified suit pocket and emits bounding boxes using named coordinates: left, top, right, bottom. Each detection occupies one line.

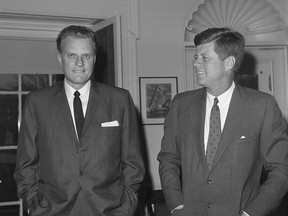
left=230, top=135, right=260, bottom=164
left=90, top=184, right=124, bottom=212
left=235, top=135, right=258, bottom=144
left=100, top=126, right=121, bottom=132
left=38, top=193, right=48, bottom=208
left=173, top=208, right=185, bottom=216
left=38, top=181, right=66, bottom=204
left=124, top=185, right=138, bottom=212
left=28, top=193, right=48, bottom=215
left=103, top=185, right=138, bottom=216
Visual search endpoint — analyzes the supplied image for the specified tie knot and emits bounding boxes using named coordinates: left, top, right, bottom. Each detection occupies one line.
left=74, top=91, right=80, bottom=97
left=214, top=97, right=219, bottom=105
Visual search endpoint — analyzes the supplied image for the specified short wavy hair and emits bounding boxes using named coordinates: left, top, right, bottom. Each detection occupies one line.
left=194, top=27, right=245, bottom=73
left=56, top=25, right=98, bottom=54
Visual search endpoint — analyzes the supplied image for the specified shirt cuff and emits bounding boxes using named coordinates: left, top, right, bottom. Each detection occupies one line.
left=171, top=205, right=184, bottom=214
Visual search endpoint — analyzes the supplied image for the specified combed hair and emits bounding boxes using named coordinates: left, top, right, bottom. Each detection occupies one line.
left=56, top=25, right=98, bottom=53
left=194, top=27, right=245, bottom=73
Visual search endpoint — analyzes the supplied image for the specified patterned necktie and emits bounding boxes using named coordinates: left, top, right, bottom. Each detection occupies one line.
left=74, top=91, right=84, bottom=138
left=206, top=98, right=221, bottom=170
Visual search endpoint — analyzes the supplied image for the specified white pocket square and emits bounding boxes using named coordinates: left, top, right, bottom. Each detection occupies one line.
left=240, top=136, right=246, bottom=139
left=101, top=120, right=119, bottom=127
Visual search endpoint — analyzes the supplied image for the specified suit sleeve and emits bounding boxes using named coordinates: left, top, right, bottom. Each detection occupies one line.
left=121, top=92, right=145, bottom=193
left=13, top=93, right=39, bottom=209
left=157, top=95, right=184, bottom=211
left=245, top=96, right=288, bottom=216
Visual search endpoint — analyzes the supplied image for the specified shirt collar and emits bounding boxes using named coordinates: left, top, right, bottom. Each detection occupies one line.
left=64, top=79, right=91, bottom=98
left=207, top=82, right=235, bottom=105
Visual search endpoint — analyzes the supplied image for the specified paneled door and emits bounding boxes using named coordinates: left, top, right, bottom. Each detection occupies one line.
left=237, top=46, right=288, bottom=120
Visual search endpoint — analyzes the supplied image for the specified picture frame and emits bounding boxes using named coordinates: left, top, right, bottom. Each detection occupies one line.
left=139, top=77, right=178, bottom=125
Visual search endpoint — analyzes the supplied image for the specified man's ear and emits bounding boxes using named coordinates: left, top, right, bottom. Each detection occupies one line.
left=93, top=55, right=97, bottom=64
left=224, top=56, right=236, bottom=71
left=57, top=53, right=62, bottom=67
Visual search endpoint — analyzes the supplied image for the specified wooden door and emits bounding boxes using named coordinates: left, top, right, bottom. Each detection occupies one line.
left=90, top=15, right=122, bottom=87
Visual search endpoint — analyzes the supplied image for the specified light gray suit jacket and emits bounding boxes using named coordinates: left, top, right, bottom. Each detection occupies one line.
left=158, top=84, right=288, bottom=216
left=14, top=81, right=145, bottom=216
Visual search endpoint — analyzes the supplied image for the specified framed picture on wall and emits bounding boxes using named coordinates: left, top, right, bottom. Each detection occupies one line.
left=139, top=77, right=178, bottom=125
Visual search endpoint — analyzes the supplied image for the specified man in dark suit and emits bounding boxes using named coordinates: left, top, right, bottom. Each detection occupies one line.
left=14, top=25, right=145, bottom=216
left=158, top=28, right=288, bottom=216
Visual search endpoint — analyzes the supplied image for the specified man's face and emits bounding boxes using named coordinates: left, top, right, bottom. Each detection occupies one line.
left=58, top=36, right=96, bottom=90
left=194, top=41, right=228, bottom=94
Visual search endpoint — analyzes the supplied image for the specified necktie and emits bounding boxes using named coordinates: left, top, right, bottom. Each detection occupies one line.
left=74, top=91, right=84, bottom=138
left=206, top=98, right=221, bottom=170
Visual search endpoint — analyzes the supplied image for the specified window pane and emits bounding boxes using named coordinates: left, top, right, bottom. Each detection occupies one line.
left=0, top=149, right=17, bottom=202
left=0, top=205, right=20, bottom=216
left=21, top=94, right=27, bottom=110
left=52, top=74, right=64, bottom=85
left=0, top=74, right=18, bottom=91
left=22, top=74, right=50, bottom=91
left=0, top=95, right=18, bottom=146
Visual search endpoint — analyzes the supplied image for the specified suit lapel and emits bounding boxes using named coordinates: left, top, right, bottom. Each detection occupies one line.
left=186, top=89, right=207, bottom=164
left=210, top=85, right=246, bottom=172
left=81, top=82, right=101, bottom=138
left=54, top=82, right=102, bottom=145
left=54, top=84, right=78, bottom=142
left=197, top=90, right=207, bottom=156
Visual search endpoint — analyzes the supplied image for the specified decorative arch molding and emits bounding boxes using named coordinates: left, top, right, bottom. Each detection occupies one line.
left=184, top=0, right=288, bottom=43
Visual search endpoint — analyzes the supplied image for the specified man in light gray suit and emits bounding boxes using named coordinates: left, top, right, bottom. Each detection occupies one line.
left=158, top=28, right=288, bottom=216
left=14, top=25, right=145, bottom=216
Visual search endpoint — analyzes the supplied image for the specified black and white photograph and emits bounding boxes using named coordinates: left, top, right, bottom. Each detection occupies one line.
left=139, top=77, right=178, bottom=125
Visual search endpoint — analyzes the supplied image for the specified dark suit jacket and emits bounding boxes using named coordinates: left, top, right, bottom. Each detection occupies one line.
left=158, top=84, right=288, bottom=216
left=14, top=81, right=145, bottom=216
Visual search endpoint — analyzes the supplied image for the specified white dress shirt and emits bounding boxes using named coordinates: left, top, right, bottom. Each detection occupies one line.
left=204, top=82, right=235, bottom=153
left=64, top=79, right=90, bottom=136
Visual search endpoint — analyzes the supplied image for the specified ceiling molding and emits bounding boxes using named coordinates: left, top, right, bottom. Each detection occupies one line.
left=0, top=12, right=102, bottom=39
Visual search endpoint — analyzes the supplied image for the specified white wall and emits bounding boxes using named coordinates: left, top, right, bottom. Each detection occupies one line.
left=137, top=1, right=198, bottom=189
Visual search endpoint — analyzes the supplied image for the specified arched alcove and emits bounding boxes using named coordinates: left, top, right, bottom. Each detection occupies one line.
left=184, top=0, right=288, bottom=43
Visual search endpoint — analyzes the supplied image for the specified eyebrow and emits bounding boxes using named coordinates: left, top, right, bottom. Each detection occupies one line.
left=194, top=53, right=208, bottom=58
